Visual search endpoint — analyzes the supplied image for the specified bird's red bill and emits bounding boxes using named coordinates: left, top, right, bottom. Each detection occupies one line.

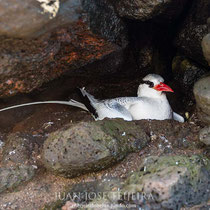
left=153, top=82, right=174, bottom=92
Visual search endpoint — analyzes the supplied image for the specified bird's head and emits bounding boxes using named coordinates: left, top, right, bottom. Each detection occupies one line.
left=137, top=74, right=174, bottom=98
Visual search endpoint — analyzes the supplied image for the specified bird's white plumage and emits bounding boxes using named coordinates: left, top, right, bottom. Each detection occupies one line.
left=0, top=74, right=184, bottom=122
left=72, top=74, right=184, bottom=122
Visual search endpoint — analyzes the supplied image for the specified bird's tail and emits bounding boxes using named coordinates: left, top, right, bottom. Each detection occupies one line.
left=0, top=100, right=89, bottom=112
left=0, top=88, right=96, bottom=115
left=67, top=99, right=88, bottom=111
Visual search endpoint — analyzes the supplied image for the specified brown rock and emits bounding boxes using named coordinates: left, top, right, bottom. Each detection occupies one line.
left=0, top=22, right=123, bottom=98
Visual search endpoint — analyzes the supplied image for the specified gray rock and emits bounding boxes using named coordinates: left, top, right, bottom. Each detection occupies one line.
left=82, top=0, right=127, bottom=46
left=121, top=155, right=210, bottom=209
left=0, top=0, right=82, bottom=38
left=0, top=164, right=35, bottom=193
left=193, top=76, right=210, bottom=124
left=199, top=126, right=210, bottom=145
left=42, top=119, right=149, bottom=178
left=175, top=0, right=209, bottom=66
left=112, top=0, right=189, bottom=22
left=0, top=133, right=37, bottom=193
left=2, top=133, right=32, bottom=164
left=172, top=55, right=207, bottom=91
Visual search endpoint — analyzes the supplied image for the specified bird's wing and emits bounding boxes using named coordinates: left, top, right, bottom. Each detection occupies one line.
left=105, top=97, right=141, bottom=107
left=100, top=99, right=134, bottom=121
left=173, top=112, right=185, bottom=123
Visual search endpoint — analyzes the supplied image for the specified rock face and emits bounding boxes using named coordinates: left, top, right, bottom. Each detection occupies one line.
left=42, top=119, right=149, bottom=178
left=0, top=23, right=123, bottom=98
left=122, top=155, right=210, bottom=209
left=0, top=0, right=82, bottom=38
left=193, top=76, right=210, bottom=124
left=172, top=56, right=207, bottom=92
left=82, top=0, right=127, bottom=45
left=0, top=0, right=129, bottom=98
left=175, top=0, right=210, bottom=66
left=112, top=0, right=189, bottom=22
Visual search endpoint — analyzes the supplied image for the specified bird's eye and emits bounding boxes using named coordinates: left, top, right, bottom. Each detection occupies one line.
left=143, top=80, right=154, bottom=88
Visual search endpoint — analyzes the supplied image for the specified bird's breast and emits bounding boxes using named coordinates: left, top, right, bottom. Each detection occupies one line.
left=128, top=99, right=172, bottom=120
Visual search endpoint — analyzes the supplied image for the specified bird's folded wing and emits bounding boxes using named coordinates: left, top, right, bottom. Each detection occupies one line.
left=106, top=97, right=141, bottom=106
left=103, top=99, right=133, bottom=121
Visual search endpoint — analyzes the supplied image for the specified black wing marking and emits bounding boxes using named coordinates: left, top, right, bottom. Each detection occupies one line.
left=77, top=88, right=99, bottom=119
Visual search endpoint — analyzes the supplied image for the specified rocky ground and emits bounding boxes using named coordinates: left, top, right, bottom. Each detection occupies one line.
left=0, top=76, right=209, bottom=209
left=0, top=0, right=210, bottom=209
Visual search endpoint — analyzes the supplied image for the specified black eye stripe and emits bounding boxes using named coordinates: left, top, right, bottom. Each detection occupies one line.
left=141, top=80, right=154, bottom=88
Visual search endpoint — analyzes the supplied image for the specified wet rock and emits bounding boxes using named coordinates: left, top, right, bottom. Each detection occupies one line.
left=0, top=164, right=35, bottom=193
left=42, top=119, right=150, bottom=178
left=82, top=0, right=127, bottom=46
left=0, top=22, right=123, bottom=98
left=172, top=56, right=207, bottom=92
left=199, top=127, right=210, bottom=146
left=121, top=155, right=210, bottom=209
left=193, top=75, right=210, bottom=124
left=175, top=0, right=210, bottom=66
left=0, top=0, right=83, bottom=38
left=113, top=0, right=189, bottom=22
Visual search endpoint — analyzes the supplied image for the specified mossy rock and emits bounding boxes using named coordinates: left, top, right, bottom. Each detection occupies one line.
left=42, top=119, right=149, bottom=178
left=122, top=155, right=210, bottom=209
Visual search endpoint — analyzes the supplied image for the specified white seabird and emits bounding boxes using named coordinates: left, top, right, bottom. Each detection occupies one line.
left=0, top=74, right=184, bottom=122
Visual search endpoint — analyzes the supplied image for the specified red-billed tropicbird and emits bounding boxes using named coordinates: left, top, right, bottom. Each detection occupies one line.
left=0, top=74, right=184, bottom=122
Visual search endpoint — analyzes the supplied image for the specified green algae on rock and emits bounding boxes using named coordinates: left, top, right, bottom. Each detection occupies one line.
left=41, top=119, right=149, bottom=178
left=121, top=155, right=210, bottom=209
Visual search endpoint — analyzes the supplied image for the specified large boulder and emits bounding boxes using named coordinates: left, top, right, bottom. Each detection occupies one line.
left=175, top=0, right=210, bottom=67
left=0, top=0, right=128, bottom=98
left=57, top=155, right=210, bottom=210
left=122, top=155, right=210, bottom=209
left=0, top=0, right=82, bottom=38
left=0, top=23, right=124, bottom=98
left=42, top=119, right=150, bottom=178
left=112, top=0, right=189, bottom=22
